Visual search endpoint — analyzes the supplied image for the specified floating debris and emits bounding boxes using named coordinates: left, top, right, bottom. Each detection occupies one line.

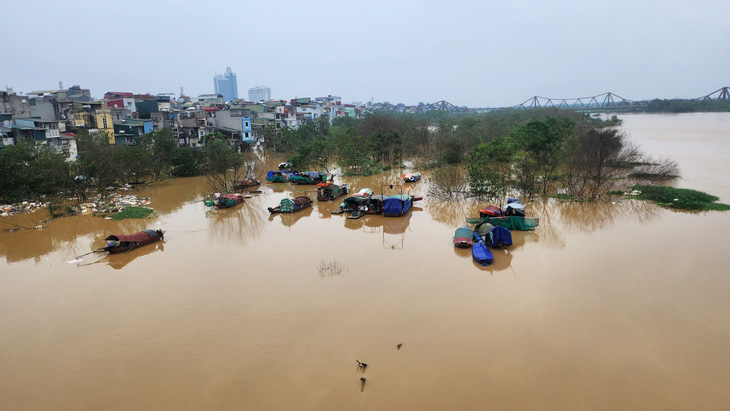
left=1, top=202, right=49, bottom=217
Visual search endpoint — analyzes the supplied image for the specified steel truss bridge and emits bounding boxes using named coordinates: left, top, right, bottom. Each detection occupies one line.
left=369, top=87, right=729, bottom=114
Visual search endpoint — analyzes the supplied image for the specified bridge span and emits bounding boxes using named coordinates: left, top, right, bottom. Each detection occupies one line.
left=368, top=87, right=728, bottom=114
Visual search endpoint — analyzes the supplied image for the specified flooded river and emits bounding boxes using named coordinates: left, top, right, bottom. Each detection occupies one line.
left=1, top=113, right=729, bottom=410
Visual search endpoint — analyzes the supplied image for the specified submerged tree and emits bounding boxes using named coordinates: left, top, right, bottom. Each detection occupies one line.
left=199, top=139, right=244, bottom=193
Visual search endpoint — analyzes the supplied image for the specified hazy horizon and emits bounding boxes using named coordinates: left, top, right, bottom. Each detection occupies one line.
left=3, top=0, right=728, bottom=107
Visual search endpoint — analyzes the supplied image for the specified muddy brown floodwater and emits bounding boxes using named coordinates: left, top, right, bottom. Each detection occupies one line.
left=1, top=113, right=730, bottom=410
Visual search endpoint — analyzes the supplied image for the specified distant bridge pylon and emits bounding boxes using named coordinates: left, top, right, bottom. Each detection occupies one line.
left=514, top=92, right=643, bottom=110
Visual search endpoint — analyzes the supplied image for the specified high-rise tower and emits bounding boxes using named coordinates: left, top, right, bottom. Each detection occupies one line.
left=213, top=67, right=238, bottom=102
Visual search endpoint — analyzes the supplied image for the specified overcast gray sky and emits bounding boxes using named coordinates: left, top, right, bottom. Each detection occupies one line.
left=3, top=0, right=728, bottom=107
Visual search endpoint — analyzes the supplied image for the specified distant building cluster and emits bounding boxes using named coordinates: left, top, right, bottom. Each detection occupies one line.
left=1, top=80, right=363, bottom=159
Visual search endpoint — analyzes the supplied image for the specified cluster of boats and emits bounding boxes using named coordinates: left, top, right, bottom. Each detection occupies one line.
left=454, top=199, right=539, bottom=266
left=88, top=165, right=431, bottom=258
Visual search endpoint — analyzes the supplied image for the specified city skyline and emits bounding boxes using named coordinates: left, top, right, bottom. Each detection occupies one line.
left=2, top=1, right=729, bottom=107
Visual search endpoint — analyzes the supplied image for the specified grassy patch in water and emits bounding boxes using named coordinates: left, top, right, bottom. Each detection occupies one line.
left=632, top=185, right=730, bottom=211
left=110, top=206, right=155, bottom=220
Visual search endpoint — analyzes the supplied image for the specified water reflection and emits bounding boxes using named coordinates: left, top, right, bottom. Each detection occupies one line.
left=77, top=240, right=165, bottom=270
left=269, top=206, right=314, bottom=227
left=207, top=195, right=268, bottom=245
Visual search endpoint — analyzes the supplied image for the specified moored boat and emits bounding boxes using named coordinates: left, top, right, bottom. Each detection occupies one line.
left=453, top=226, right=474, bottom=248
left=104, top=229, right=164, bottom=254
left=289, top=171, right=330, bottom=185
left=403, top=172, right=421, bottom=183
left=339, top=195, right=384, bottom=215
left=383, top=194, right=412, bottom=217
left=209, top=193, right=244, bottom=209
left=472, top=242, right=494, bottom=266
left=233, top=178, right=261, bottom=190
left=268, top=196, right=313, bottom=214
left=266, top=170, right=293, bottom=183
left=317, top=183, right=349, bottom=202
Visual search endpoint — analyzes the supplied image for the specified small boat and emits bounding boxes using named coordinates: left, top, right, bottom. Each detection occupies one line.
left=487, top=226, right=513, bottom=247
left=465, top=215, right=539, bottom=231
left=453, top=226, right=474, bottom=248
left=472, top=243, right=494, bottom=266
left=266, top=170, right=293, bottom=183
left=339, top=195, right=384, bottom=215
left=233, top=178, right=261, bottom=190
left=268, top=196, right=313, bottom=214
left=289, top=171, right=330, bottom=185
left=402, top=172, right=421, bottom=183
left=317, top=183, right=349, bottom=202
left=383, top=194, right=412, bottom=217
left=104, top=229, right=164, bottom=254
left=503, top=199, right=526, bottom=217
left=209, top=193, right=244, bottom=209
left=479, top=205, right=502, bottom=217
left=279, top=162, right=293, bottom=170
left=353, top=188, right=374, bottom=197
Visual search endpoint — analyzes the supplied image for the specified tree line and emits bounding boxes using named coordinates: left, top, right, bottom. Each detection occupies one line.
left=0, top=128, right=246, bottom=204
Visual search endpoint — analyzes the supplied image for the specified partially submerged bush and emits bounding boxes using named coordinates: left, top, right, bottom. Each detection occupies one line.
left=428, top=167, right=468, bottom=200
left=632, top=185, right=730, bottom=211
left=630, top=157, right=680, bottom=180
left=110, top=206, right=155, bottom=220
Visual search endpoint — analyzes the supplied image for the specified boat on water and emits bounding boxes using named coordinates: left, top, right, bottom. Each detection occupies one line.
left=268, top=196, right=313, bottom=214
left=289, top=171, right=330, bottom=185
left=339, top=194, right=385, bottom=216
left=402, top=172, right=421, bottom=183
left=453, top=226, right=474, bottom=248
left=472, top=242, right=494, bottom=266
left=317, top=183, right=349, bottom=202
left=266, top=170, right=294, bottom=183
left=233, top=178, right=261, bottom=190
left=466, top=199, right=538, bottom=230
left=104, top=229, right=164, bottom=254
left=205, top=193, right=244, bottom=209
left=383, top=194, right=412, bottom=217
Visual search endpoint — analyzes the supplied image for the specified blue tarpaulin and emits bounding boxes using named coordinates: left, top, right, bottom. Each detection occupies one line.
left=488, top=226, right=513, bottom=247
left=383, top=195, right=412, bottom=216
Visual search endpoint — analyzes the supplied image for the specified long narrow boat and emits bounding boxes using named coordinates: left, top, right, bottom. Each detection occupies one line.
left=472, top=242, right=494, bottom=266
left=465, top=215, right=539, bottom=231
left=104, top=229, right=164, bottom=254
left=268, top=196, right=313, bottom=214
left=289, top=171, right=330, bottom=185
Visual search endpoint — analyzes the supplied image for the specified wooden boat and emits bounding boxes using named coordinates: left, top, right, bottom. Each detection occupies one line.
left=317, top=183, right=349, bottom=202
left=268, top=196, right=313, bottom=214
left=212, top=193, right=244, bottom=209
left=233, top=178, right=261, bottom=190
left=266, top=170, right=297, bottom=183
left=339, top=195, right=384, bottom=215
left=402, top=172, right=421, bottom=183
left=453, top=226, right=474, bottom=248
left=289, top=171, right=330, bottom=185
left=104, top=229, right=164, bottom=254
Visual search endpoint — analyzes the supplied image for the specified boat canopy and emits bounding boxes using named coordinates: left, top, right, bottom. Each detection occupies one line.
left=504, top=202, right=526, bottom=217
left=384, top=195, right=412, bottom=216
left=488, top=226, right=513, bottom=247
left=105, top=229, right=157, bottom=242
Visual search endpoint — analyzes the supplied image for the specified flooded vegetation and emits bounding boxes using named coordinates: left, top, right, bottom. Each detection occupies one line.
left=1, top=113, right=730, bottom=409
